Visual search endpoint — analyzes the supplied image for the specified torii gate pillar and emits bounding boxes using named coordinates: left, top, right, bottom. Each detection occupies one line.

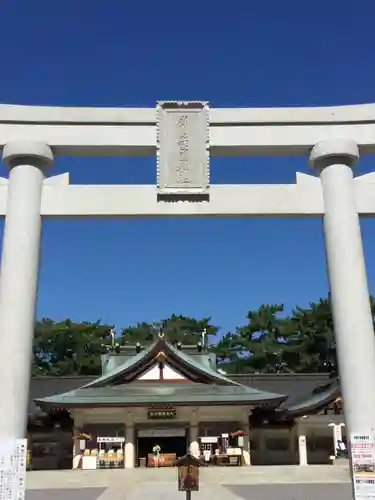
left=0, top=141, right=54, bottom=438
left=311, top=138, right=375, bottom=437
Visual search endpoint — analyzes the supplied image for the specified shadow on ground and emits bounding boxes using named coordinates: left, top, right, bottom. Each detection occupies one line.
left=224, top=483, right=352, bottom=500
left=27, top=488, right=106, bottom=500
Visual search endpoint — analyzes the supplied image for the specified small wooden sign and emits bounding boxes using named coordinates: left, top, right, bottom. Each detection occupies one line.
left=175, top=453, right=200, bottom=492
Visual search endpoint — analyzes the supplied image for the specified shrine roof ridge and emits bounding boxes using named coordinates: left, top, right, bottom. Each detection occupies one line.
left=81, top=336, right=244, bottom=389
left=33, top=336, right=292, bottom=409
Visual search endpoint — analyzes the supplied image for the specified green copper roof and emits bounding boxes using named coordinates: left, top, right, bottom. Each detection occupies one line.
left=82, top=343, right=155, bottom=388
left=35, top=381, right=287, bottom=407
left=34, top=337, right=288, bottom=408
left=277, top=380, right=340, bottom=417
left=82, top=337, right=243, bottom=389
left=164, top=341, right=244, bottom=386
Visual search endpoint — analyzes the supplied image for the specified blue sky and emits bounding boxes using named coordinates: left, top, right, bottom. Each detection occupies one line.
left=0, top=0, right=375, bottom=336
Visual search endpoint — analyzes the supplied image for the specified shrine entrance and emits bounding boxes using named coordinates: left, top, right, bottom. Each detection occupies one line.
left=136, top=427, right=187, bottom=467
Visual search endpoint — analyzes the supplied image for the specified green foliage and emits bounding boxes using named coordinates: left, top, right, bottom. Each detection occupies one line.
left=32, top=297, right=375, bottom=376
left=210, top=332, right=244, bottom=373
left=286, top=299, right=336, bottom=373
left=119, top=322, right=156, bottom=345
left=211, top=304, right=299, bottom=374
left=33, top=318, right=113, bottom=376
left=32, top=315, right=218, bottom=376
left=118, top=315, right=217, bottom=345
left=158, top=315, right=218, bottom=345
left=237, top=304, right=296, bottom=373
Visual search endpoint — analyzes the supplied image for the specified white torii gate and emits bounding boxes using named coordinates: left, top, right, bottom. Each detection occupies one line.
left=0, top=101, right=375, bottom=452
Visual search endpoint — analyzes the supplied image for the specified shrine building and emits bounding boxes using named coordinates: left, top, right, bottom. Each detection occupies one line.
left=30, top=335, right=344, bottom=470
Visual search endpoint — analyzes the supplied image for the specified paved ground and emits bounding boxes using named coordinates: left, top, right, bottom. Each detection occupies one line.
left=25, top=465, right=352, bottom=499
left=26, top=483, right=352, bottom=500
left=27, top=489, right=106, bottom=500
left=25, top=464, right=351, bottom=489
left=224, top=483, right=352, bottom=500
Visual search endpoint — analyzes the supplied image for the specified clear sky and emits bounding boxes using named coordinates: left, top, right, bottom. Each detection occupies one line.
left=0, top=0, right=374, bottom=336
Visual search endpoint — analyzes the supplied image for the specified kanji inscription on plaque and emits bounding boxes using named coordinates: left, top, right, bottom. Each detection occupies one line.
left=157, top=101, right=210, bottom=195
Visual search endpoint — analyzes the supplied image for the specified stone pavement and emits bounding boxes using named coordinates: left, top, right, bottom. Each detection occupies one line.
left=26, top=465, right=351, bottom=490
left=25, top=466, right=353, bottom=499
left=26, top=483, right=353, bottom=500
left=27, top=489, right=106, bottom=500
left=225, top=484, right=352, bottom=500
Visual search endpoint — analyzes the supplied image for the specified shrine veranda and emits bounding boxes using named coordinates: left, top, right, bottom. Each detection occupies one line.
left=0, top=101, right=375, bottom=470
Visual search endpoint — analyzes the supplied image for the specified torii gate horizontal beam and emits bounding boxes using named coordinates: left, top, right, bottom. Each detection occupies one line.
left=1, top=103, right=375, bottom=156
left=0, top=172, right=374, bottom=218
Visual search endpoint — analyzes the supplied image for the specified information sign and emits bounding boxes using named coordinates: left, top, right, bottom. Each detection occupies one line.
left=351, top=433, right=375, bottom=500
left=0, top=439, right=27, bottom=500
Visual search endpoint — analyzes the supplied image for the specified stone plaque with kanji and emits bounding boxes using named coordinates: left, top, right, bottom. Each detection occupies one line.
left=157, top=101, right=210, bottom=195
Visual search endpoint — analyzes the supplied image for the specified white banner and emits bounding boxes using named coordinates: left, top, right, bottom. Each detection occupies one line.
left=97, top=437, right=125, bottom=443
left=351, top=433, right=375, bottom=500
left=0, top=439, right=27, bottom=500
left=200, top=437, right=218, bottom=444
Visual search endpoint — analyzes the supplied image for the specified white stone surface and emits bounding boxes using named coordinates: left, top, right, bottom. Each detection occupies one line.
left=2, top=102, right=375, bottom=155
left=1, top=101, right=375, bottom=123
left=0, top=173, right=373, bottom=217
left=0, top=172, right=69, bottom=186
left=2, top=140, right=54, bottom=167
left=297, top=427, right=308, bottom=466
left=0, top=142, right=53, bottom=438
left=124, top=426, right=135, bottom=469
left=1, top=122, right=375, bottom=156
left=156, top=101, right=209, bottom=194
left=25, top=465, right=351, bottom=490
left=309, top=138, right=359, bottom=168
left=310, top=139, right=375, bottom=436
left=0, top=182, right=324, bottom=217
